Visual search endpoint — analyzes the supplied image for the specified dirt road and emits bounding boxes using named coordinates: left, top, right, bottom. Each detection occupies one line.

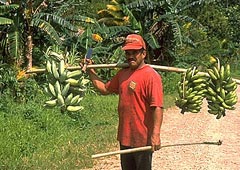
left=92, top=86, right=240, bottom=170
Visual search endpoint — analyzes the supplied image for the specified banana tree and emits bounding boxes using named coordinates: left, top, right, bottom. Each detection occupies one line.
left=0, top=0, right=76, bottom=69
left=96, top=0, right=159, bottom=64
left=124, top=0, right=218, bottom=65
left=0, top=3, right=19, bottom=64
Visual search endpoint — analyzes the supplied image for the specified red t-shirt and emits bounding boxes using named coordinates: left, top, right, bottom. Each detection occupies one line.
left=105, top=65, right=163, bottom=147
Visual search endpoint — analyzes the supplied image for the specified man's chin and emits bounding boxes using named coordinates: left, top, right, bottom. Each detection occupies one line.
left=129, top=64, right=138, bottom=70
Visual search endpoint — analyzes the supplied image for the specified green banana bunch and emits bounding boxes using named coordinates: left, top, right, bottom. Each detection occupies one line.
left=175, top=66, right=209, bottom=114
left=44, top=59, right=88, bottom=112
left=206, top=61, right=238, bottom=119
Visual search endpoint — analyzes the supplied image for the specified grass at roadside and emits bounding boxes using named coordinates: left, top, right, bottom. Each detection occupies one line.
left=0, top=91, right=177, bottom=169
left=0, top=70, right=180, bottom=169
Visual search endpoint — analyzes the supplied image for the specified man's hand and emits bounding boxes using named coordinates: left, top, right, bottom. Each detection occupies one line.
left=151, top=133, right=161, bottom=151
left=81, top=48, right=93, bottom=72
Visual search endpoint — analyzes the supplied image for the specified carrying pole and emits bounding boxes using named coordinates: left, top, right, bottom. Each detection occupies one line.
left=91, top=140, right=222, bottom=159
left=26, top=63, right=240, bottom=84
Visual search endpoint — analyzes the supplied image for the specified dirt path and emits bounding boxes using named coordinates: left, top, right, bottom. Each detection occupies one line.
left=91, top=86, right=240, bottom=170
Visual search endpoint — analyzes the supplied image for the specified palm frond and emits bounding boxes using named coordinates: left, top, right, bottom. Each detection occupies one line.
left=144, top=33, right=160, bottom=49
left=98, top=17, right=128, bottom=26
left=0, top=4, right=19, bottom=14
left=100, top=25, right=134, bottom=39
left=170, top=20, right=183, bottom=46
left=8, top=29, right=22, bottom=59
left=98, top=9, right=125, bottom=19
left=0, top=17, right=13, bottom=25
left=32, top=18, right=61, bottom=44
left=182, top=36, right=196, bottom=48
left=121, top=5, right=141, bottom=31
left=34, top=13, right=77, bottom=32
left=177, top=0, right=216, bottom=13
left=178, top=15, right=204, bottom=28
left=127, top=0, right=158, bottom=10
left=70, top=15, right=96, bottom=24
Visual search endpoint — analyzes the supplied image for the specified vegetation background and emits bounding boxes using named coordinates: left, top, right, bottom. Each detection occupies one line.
left=0, top=0, right=239, bottom=169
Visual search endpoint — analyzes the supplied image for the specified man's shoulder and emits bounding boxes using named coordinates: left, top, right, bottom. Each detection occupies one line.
left=143, top=65, right=160, bottom=75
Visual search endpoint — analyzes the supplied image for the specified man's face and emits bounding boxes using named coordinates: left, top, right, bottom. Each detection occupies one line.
left=125, top=49, right=146, bottom=70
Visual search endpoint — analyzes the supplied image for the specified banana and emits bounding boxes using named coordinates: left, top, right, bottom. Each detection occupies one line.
left=61, top=83, right=70, bottom=97
left=225, top=96, right=238, bottom=106
left=187, top=103, right=200, bottom=109
left=66, top=105, right=84, bottom=112
left=207, top=69, right=217, bottom=80
left=57, top=93, right=65, bottom=106
left=192, top=78, right=206, bottom=84
left=193, top=84, right=206, bottom=91
left=190, top=72, right=207, bottom=81
left=185, top=67, right=193, bottom=80
left=80, top=78, right=90, bottom=86
left=51, top=60, right=59, bottom=79
left=208, top=103, right=220, bottom=111
left=59, top=60, right=65, bottom=76
left=220, top=65, right=225, bottom=81
left=212, top=66, right=220, bottom=80
left=186, top=92, right=197, bottom=100
left=207, top=86, right=217, bottom=96
left=191, top=95, right=203, bottom=102
left=45, top=99, right=57, bottom=107
left=185, top=87, right=193, bottom=96
left=48, top=83, right=56, bottom=97
left=69, top=87, right=85, bottom=94
left=232, top=84, right=238, bottom=91
left=208, top=109, right=218, bottom=115
left=222, top=102, right=234, bottom=110
left=225, top=63, right=230, bottom=79
left=219, top=88, right=226, bottom=99
left=176, top=66, right=208, bottom=114
left=216, top=95, right=224, bottom=103
left=187, top=108, right=200, bottom=113
left=55, top=81, right=61, bottom=95
left=197, top=89, right=207, bottom=96
left=175, top=98, right=188, bottom=108
left=70, top=95, right=80, bottom=105
left=65, top=93, right=73, bottom=105
left=225, top=90, right=236, bottom=100
left=224, top=81, right=236, bottom=91
left=46, top=60, right=52, bottom=73
left=216, top=111, right=223, bottom=119
left=44, top=87, right=49, bottom=94
left=65, top=78, right=79, bottom=86
left=59, top=70, right=67, bottom=83
left=67, top=70, right=82, bottom=78
left=76, top=97, right=83, bottom=104
left=205, top=60, right=237, bottom=119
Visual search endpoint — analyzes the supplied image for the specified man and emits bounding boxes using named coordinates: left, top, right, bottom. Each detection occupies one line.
left=86, top=34, right=163, bottom=170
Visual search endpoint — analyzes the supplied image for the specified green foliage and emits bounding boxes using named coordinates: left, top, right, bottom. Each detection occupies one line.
left=161, top=71, right=180, bottom=95
left=0, top=92, right=119, bottom=169
left=0, top=63, right=41, bottom=102
left=0, top=64, right=17, bottom=94
left=0, top=3, right=22, bottom=61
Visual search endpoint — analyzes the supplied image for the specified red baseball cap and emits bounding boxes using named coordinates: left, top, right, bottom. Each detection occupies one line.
left=122, top=34, right=146, bottom=50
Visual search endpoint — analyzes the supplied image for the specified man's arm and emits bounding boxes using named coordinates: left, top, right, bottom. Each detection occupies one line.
left=151, top=106, right=163, bottom=151
left=87, top=68, right=110, bottom=95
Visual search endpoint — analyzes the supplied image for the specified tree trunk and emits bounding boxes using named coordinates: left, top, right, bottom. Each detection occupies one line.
left=26, top=0, right=33, bottom=70
left=26, top=34, right=33, bottom=70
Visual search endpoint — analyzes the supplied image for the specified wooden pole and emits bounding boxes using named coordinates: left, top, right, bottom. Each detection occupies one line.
left=91, top=146, right=152, bottom=159
left=26, top=63, right=188, bottom=74
left=26, top=63, right=240, bottom=84
left=91, top=140, right=222, bottom=159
